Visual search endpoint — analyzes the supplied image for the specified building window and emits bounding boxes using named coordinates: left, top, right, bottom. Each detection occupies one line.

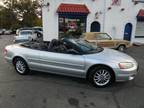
left=135, top=22, right=144, bottom=38
left=57, top=4, right=89, bottom=39
left=59, top=17, right=86, bottom=39
left=136, top=9, right=144, bottom=38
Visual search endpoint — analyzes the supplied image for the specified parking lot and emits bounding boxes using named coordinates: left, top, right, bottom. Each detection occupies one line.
left=0, top=35, right=144, bottom=108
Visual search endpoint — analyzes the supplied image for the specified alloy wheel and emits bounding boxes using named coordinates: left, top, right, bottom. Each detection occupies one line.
left=93, top=69, right=111, bottom=86
left=16, top=60, right=26, bottom=74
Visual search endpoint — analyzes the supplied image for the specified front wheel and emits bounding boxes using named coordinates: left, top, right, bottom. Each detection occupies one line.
left=88, top=66, right=114, bottom=87
left=14, top=58, right=29, bottom=75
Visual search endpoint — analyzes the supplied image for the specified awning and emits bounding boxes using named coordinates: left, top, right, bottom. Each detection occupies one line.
left=137, top=9, right=144, bottom=21
left=57, top=3, right=90, bottom=14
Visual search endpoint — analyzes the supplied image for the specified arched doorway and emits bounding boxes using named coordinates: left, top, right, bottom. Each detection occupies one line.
left=124, top=23, right=133, bottom=41
left=90, top=21, right=100, bottom=32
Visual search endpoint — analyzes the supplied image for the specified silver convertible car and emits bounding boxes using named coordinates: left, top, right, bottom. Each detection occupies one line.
left=4, top=38, right=138, bottom=87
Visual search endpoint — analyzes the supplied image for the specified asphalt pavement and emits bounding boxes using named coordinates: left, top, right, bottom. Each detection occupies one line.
left=0, top=35, right=144, bottom=108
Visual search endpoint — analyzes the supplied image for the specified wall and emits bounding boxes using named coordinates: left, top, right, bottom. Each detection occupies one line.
left=104, top=0, right=143, bottom=42
left=42, top=0, right=143, bottom=42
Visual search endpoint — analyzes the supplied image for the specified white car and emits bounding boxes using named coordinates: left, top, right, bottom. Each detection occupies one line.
left=14, top=30, right=37, bottom=43
left=0, top=30, right=3, bottom=35
left=0, top=29, right=6, bottom=35
left=4, top=30, right=12, bottom=35
left=4, top=38, right=138, bottom=87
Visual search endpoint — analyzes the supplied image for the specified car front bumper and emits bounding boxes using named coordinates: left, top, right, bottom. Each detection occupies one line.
left=114, top=65, right=139, bottom=82
left=5, top=56, right=13, bottom=64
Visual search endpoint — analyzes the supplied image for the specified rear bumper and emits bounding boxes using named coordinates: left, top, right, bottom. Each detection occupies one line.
left=5, top=56, right=13, bottom=64
left=114, top=66, right=138, bottom=82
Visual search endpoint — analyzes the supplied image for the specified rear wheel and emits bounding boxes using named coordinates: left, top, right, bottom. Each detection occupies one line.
left=117, top=45, right=126, bottom=52
left=14, top=58, right=29, bottom=75
left=88, top=66, right=114, bottom=87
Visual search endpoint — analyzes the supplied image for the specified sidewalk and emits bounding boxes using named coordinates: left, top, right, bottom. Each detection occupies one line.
left=132, top=38, right=144, bottom=46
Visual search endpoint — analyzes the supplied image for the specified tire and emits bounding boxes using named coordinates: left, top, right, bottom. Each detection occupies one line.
left=37, top=33, right=42, bottom=38
left=88, top=66, right=114, bottom=87
left=117, top=45, right=126, bottom=52
left=13, top=58, right=29, bottom=75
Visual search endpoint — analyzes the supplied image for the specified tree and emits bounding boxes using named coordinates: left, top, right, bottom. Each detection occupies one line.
left=0, top=6, right=19, bottom=29
left=0, top=0, right=42, bottom=29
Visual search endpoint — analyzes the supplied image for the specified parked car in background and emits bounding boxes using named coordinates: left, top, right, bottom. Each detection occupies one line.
left=0, top=29, right=6, bottom=35
left=32, top=27, right=43, bottom=38
left=33, top=26, right=43, bottom=32
left=83, top=32, right=131, bottom=51
left=0, top=29, right=3, bottom=35
left=16, top=29, right=19, bottom=35
left=16, top=27, right=33, bottom=35
left=14, top=30, right=37, bottom=43
left=4, top=38, right=138, bottom=87
left=16, top=27, right=43, bottom=37
left=4, top=29, right=12, bottom=35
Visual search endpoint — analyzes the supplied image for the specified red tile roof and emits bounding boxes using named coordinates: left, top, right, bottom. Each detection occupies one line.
left=57, top=3, right=90, bottom=14
left=138, top=9, right=144, bottom=17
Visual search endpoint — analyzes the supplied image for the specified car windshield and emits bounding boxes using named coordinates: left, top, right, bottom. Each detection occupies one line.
left=83, top=33, right=112, bottom=40
left=95, top=33, right=111, bottom=40
left=69, top=39, right=103, bottom=54
left=20, top=31, right=32, bottom=35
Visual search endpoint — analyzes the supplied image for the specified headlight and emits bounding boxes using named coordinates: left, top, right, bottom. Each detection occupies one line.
left=119, top=62, right=134, bottom=69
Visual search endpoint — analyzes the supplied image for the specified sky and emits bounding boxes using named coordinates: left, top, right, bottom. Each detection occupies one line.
left=0, top=0, right=3, bottom=5
left=0, top=0, right=3, bottom=6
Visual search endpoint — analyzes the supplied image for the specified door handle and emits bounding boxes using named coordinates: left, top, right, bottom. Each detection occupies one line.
left=124, top=33, right=128, bottom=35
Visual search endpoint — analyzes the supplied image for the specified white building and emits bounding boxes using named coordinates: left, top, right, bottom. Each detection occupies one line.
left=42, top=0, right=144, bottom=43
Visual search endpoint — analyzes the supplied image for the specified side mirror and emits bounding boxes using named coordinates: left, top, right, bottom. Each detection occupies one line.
left=67, top=49, right=79, bottom=55
left=110, top=37, right=112, bottom=40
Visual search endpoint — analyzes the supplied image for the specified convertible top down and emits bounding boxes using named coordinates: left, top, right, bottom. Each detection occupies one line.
left=4, top=38, right=138, bottom=87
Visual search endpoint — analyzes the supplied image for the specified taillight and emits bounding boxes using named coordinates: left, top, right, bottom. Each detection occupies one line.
left=3, top=48, right=7, bottom=56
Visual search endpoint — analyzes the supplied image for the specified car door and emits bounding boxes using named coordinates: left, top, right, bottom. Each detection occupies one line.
left=39, top=51, right=85, bottom=77
left=95, top=33, right=115, bottom=48
left=22, top=48, right=41, bottom=70
left=97, top=40, right=115, bottom=48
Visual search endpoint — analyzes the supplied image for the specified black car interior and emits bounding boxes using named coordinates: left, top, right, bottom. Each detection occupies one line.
left=47, top=39, right=67, bottom=53
left=21, top=38, right=79, bottom=54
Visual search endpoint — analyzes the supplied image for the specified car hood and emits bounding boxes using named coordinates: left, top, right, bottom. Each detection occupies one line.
left=84, top=48, right=136, bottom=63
